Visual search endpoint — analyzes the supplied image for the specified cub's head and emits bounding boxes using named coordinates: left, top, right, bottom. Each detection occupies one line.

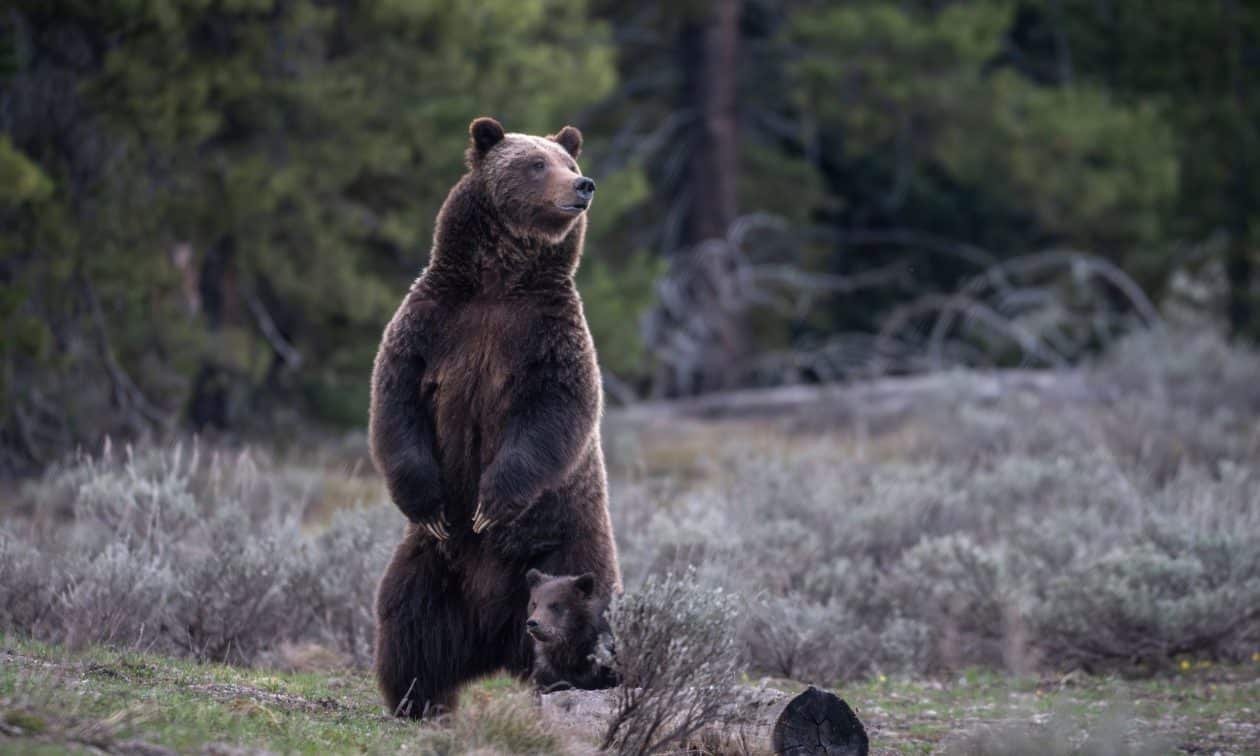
left=525, top=568, right=597, bottom=648
left=466, top=116, right=594, bottom=244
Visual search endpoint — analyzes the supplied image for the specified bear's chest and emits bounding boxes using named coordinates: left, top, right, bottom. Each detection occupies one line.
left=427, top=302, right=531, bottom=484
left=432, top=305, right=519, bottom=402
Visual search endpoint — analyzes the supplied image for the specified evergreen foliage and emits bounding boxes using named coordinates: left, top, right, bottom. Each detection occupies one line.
left=3, top=0, right=1257, bottom=468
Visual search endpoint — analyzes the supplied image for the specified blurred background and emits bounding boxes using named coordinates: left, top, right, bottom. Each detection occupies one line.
left=3, top=6, right=1260, bottom=749
left=2, top=0, right=1258, bottom=475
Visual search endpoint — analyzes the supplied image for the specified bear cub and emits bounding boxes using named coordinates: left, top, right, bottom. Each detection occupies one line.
left=525, top=569, right=619, bottom=692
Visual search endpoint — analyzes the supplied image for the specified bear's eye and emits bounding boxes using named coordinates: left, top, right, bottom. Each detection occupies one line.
left=531, top=159, right=546, bottom=172
left=547, top=602, right=561, bottom=613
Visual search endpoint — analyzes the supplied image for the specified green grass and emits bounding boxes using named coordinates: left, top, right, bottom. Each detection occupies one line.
left=841, top=665, right=1260, bottom=754
left=3, top=636, right=1258, bottom=754
left=1, top=637, right=408, bottom=753
left=0, top=636, right=556, bottom=755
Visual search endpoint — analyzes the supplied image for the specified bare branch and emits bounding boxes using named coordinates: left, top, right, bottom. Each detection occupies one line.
left=244, top=289, right=302, bottom=369
left=79, top=270, right=170, bottom=429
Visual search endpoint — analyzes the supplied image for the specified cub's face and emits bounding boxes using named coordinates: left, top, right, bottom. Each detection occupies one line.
left=525, top=569, right=596, bottom=647
left=468, top=117, right=595, bottom=244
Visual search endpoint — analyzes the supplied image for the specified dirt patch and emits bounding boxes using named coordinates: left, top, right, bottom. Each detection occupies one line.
left=187, top=683, right=343, bottom=713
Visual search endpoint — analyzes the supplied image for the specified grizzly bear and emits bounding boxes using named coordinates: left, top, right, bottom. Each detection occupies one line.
left=369, top=116, right=621, bottom=717
left=525, top=569, right=619, bottom=692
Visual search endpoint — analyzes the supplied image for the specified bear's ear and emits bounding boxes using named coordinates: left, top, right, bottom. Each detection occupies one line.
left=526, top=569, right=547, bottom=589
left=573, top=573, right=596, bottom=598
left=550, top=125, right=582, bottom=158
left=469, top=117, right=506, bottom=157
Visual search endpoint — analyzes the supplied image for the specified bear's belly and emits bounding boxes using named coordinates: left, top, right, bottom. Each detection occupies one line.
left=453, top=536, right=528, bottom=644
left=429, top=305, right=520, bottom=522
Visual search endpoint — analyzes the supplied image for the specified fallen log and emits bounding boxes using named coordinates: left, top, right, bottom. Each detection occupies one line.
left=540, top=684, right=868, bottom=755
left=773, top=687, right=868, bottom=756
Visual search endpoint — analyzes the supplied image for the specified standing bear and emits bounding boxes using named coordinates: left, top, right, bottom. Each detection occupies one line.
left=369, top=117, right=621, bottom=717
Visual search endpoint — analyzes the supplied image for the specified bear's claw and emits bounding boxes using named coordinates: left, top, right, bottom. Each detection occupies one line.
left=471, top=507, right=496, bottom=534
left=419, top=516, right=450, bottom=541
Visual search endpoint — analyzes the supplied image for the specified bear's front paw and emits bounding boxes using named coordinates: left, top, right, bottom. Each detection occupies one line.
left=471, top=494, right=517, bottom=534
left=415, top=513, right=451, bottom=542
left=399, top=495, right=450, bottom=533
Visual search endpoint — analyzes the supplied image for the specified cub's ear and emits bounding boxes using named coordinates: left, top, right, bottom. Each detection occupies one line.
left=526, top=569, right=547, bottom=589
left=470, top=117, right=506, bottom=157
left=550, top=125, right=582, bottom=158
left=573, top=573, right=596, bottom=598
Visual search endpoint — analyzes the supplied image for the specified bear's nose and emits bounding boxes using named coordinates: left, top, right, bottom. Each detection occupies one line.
left=526, top=619, right=539, bottom=629
left=574, top=177, right=596, bottom=199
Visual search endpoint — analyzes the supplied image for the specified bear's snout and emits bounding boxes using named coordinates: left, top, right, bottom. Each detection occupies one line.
left=574, top=177, right=596, bottom=200
left=526, top=618, right=552, bottom=642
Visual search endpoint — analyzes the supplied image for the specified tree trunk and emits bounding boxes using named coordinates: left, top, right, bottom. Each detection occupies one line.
left=189, top=237, right=239, bottom=430
left=1224, top=234, right=1254, bottom=339
left=680, top=0, right=740, bottom=248
left=660, top=0, right=746, bottom=395
left=1223, top=0, right=1258, bottom=341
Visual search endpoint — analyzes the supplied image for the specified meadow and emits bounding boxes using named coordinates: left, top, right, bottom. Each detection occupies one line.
left=1, top=328, right=1258, bottom=754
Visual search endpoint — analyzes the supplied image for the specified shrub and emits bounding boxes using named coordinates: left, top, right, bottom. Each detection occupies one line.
left=293, top=504, right=397, bottom=666
left=0, top=441, right=395, bottom=665
left=2, top=327, right=1258, bottom=686
left=601, top=568, right=743, bottom=755
left=1036, top=539, right=1260, bottom=669
left=612, top=330, right=1260, bottom=680
left=741, top=595, right=884, bottom=683
left=60, top=543, right=172, bottom=651
left=0, top=531, right=61, bottom=635
left=882, top=535, right=1016, bottom=672
left=1096, top=328, right=1260, bottom=415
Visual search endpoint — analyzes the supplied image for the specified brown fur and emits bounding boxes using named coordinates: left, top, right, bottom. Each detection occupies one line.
left=525, top=569, right=619, bottom=692
left=369, top=117, right=619, bottom=718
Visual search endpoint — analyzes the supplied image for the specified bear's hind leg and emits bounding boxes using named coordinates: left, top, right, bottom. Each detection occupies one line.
left=375, top=539, right=470, bottom=718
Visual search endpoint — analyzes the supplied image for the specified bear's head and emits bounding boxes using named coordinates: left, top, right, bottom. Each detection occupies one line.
left=466, top=117, right=594, bottom=245
left=525, top=568, right=598, bottom=648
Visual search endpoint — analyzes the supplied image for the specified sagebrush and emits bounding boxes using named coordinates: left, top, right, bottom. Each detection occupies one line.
left=1, top=328, right=1258, bottom=687
left=601, top=568, right=742, bottom=755
left=611, top=329, right=1260, bottom=681
left=0, top=443, right=394, bottom=665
